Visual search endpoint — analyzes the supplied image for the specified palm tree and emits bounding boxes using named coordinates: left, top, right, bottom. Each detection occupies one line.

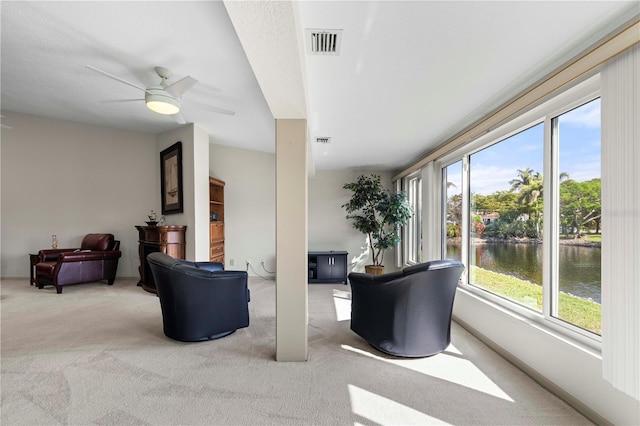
left=509, top=168, right=544, bottom=238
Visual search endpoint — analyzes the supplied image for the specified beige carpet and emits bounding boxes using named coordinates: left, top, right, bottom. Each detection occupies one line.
left=1, top=277, right=591, bottom=425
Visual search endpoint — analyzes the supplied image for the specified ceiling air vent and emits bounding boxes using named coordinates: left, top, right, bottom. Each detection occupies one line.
left=306, top=29, right=343, bottom=56
left=315, top=137, right=331, bottom=144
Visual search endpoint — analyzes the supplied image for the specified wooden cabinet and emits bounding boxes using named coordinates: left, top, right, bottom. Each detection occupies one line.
left=209, top=177, right=225, bottom=263
left=210, top=223, right=224, bottom=263
left=135, top=225, right=186, bottom=294
left=308, top=251, right=348, bottom=284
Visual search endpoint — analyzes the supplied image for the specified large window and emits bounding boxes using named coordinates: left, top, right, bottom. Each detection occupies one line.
left=439, top=78, right=602, bottom=339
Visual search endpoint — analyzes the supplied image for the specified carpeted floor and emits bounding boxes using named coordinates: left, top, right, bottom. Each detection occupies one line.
left=1, top=277, right=591, bottom=425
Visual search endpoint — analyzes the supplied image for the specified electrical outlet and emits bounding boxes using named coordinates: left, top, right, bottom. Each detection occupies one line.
left=229, top=259, right=235, bottom=266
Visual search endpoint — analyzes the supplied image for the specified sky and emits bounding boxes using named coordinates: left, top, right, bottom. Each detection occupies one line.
left=446, top=98, right=601, bottom=196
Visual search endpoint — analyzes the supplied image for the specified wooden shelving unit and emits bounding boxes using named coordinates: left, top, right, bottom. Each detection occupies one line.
left=209, top=177, right=225, bottom=263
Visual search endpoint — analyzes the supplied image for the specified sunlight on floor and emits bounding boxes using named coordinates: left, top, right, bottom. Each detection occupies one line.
left=332, top=289, right=351, bottom=322
left=342, top=344, right=513, bottom=402
left=348, top=384, right=451, bottom=425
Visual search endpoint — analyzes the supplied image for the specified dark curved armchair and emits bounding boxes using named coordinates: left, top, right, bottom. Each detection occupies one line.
left=348, top=259, right=465, bottom=357
left=146, top=252, right=250, bottom=342
left=35, top=233, right=121, bottom=294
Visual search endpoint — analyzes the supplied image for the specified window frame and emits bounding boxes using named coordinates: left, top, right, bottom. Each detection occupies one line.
left=441, top=159, right=465, bottom=269
left=545, top=95, right=603, bottom=339
left=435, top=73, right=602, bottom=350
left=402, top=171, right=423, bottom=265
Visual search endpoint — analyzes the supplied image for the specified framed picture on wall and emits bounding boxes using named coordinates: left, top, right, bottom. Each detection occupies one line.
left=160, top=141, right=183, bottom=215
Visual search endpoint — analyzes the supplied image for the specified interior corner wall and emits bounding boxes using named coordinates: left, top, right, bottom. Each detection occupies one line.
left=308, top=170, right=400, bottom=274
left=208, top=143, right=276, bottom=275
left=0, top=111, right=156, bottom=278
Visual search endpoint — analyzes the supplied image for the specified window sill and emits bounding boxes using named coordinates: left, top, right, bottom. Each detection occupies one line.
left=455, top=285, right=602, bottom=358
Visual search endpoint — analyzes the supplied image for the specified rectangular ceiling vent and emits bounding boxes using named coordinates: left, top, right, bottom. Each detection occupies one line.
left=306, top=29, right=342, bottom=56
left=315, top=137, right=331, bottom=144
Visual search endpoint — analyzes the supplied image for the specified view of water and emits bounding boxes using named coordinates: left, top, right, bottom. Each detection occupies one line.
left=447, top=242, right=601, bottom=303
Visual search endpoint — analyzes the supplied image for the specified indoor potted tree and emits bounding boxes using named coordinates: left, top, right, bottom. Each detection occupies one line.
left=342, top=174, right=412, bottom=274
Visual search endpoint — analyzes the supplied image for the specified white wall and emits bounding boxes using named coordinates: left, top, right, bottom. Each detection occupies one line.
left=0, top=111, right=156, bottom=277
left=308, top=170, right=400, bottom=274
left=208, top=143, right=276, bottom=275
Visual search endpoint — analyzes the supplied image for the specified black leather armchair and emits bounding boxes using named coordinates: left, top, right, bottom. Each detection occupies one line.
left=35, top=233, right=121, bottom=294
left=348, top=259, right=465, bottom=357
left=146, top=252, right=250, bottom=342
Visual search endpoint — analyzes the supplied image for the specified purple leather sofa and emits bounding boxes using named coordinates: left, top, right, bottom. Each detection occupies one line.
left=35, top=233, right=121, bottom=294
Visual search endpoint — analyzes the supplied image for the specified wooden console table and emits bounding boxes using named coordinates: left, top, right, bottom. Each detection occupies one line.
left=135, top=225, right=186, bottom=294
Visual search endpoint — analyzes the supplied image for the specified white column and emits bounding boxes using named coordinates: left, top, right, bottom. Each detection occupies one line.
left=192, top=124, right=210, bottom=261
left=276, top=119, right=308, bottom=361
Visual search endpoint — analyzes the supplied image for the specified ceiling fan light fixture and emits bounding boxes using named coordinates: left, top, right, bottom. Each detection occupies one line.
left=145, top=90, right=180, bottom=115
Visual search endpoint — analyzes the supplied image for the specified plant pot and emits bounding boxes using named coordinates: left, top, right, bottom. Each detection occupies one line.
left=365, top=265, right=385, bottom=275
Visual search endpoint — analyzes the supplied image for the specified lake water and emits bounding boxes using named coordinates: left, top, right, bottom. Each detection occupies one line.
left=446, top=242, right=601, bottom=303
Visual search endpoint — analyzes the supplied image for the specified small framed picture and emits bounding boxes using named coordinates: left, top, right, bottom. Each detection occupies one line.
left=160, top=141, right=183, bottom=215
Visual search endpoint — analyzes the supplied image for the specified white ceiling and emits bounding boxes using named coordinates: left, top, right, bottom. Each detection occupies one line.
left=1, top=1, right=637, bottom=172
left=0, top=1, right=274, bottom=152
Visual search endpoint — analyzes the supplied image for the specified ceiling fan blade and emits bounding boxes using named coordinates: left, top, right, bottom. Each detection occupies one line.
left=188, top=100, right=235, bottom=116
left=204, top=105, right=236, bottom=116
left=86, top=65, right=148, bottom=93
left=165, top=75, right=198, bottom=98
left=100, top=99, right=144, bottom=104
left=172, top=112, right=187, bottom=125
left=0, top=115, right=11, bottom=129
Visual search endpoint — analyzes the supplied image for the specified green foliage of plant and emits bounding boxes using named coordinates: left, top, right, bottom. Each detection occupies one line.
left=343, top=174, right=412, bottom=266
left=484, top=218, right=538, bottom=239
left=470, top=266, right=601, bottom=334
left=447, top=223, right=460, bottom=238
left=474, top=191, right=520, bottom=216
left=583, top=233, right=602, bottom=243
left=472, top=168, right=602, bottom=241
left=560, top=178, right=602, bottom=238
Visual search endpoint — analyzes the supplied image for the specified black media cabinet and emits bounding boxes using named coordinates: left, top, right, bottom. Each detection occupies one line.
left=308, top=251, right=348, bottom=284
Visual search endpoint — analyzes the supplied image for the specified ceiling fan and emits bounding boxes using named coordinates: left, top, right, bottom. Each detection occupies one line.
left=87, top=65, right=235, bottom=124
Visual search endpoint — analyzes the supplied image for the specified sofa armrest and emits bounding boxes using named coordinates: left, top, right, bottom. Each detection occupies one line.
left=38, top=248, right=79, bottom=261
left=58, top=250, right=122, bottom=262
